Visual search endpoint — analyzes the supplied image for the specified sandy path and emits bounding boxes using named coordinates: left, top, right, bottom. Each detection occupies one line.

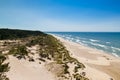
left=6, top=56, right=56, bottom=80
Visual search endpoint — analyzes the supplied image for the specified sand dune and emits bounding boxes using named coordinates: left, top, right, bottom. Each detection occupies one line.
left=6, top=35, right=120, bottom=80
left=6, top=56, right=56, bottom=80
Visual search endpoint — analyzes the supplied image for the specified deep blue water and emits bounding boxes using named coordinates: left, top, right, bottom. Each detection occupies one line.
left=49, top=32, right=120, bottom=57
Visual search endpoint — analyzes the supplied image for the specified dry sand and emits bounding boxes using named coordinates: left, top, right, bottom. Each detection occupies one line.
left=6, top=44, right=56, bottom=80
left=6, top=55, right=56, bottom=80
left=54, top=35, right=120, bottom=80
left=6, top=35, right=120, bottom=80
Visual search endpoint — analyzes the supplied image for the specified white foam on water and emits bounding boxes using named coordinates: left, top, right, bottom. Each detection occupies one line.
left=76, top=39, right=80, bottom=43
left=89, top=39, right=100, bottom=42
left=90, top=43, right=107, bottom=49
left=106, top=42, right=111, bottom=44
left=112, top=53, right=119, bottom=57
left=111, top=47, right=120, bottom=51
left=82, top=41, right=86, bottom=43
left=53, top=33, right=120, bottom=58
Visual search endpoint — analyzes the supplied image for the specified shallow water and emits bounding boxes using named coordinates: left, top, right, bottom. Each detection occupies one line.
left=49, top=32, right=120, bottom=57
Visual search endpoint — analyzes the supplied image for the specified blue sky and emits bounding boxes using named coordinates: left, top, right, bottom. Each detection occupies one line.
left=0, top=0, right=120, bottom=32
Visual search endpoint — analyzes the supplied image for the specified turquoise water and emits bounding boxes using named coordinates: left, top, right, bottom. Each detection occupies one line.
left=49, top=32, right=120, bottom=57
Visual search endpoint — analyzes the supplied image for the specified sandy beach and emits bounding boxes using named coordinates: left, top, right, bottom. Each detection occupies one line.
left=1, top=0, right=120, bottom=79
left=54, top=35, right=120, bottom=80
left=5, top=35, right=120, bottom=80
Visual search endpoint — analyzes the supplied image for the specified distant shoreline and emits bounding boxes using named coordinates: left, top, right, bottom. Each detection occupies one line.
left=49, top=32, right=120, bottom=57
left=53, top=34, right=120, bottom=80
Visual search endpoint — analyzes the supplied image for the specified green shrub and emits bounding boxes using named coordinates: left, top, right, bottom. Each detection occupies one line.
left=0, top=54, right=9, bottom=80
left=9, top=45, right=28, bottom=59
left=63, top=64, right=69, bottom=74
left=73, top=73, right=89, bottom=80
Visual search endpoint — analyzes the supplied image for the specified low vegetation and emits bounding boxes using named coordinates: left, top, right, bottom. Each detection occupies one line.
left=26, top=34, right=88, bottom=80
left=73, top=73, right=89, bottom=80
left=9, top=45, right=28, bottom=59
left=0, top=29, right=89, bottom=80
left=0, top=29, right=45, bottom=40
left=0, top=54, right=9, bottom=80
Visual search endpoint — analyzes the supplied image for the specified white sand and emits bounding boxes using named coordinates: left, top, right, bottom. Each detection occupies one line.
left=54, top=35, right=120, bottom=80
left=6, top=56, right=56, bottom=80
left=5, top=35, right=120, bottom=80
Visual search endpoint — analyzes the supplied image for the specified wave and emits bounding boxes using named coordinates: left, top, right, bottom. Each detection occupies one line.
left=111, top=47, right=120, bottom=51
left=112, top=53, right=119, bottom=57
left=89, top=39, right=99, bottom=42
left=82, top=41, right=87, bottom=43
left=53, top=33, right=120, bottom=57
left=90, top=43, right=107, bottom=48
left=106, top=42, right=111, bottom=44
left=76, top=39, right=80, bottom=43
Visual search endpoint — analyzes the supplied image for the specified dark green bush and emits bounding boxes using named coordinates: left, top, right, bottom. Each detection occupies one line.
left=0, top=29, right=46, bottom=40
left=63, top=64, right=69, bottom=74
left=73, top=73, right=89, bottom=80
left=0, top=54, right=9, bottom=80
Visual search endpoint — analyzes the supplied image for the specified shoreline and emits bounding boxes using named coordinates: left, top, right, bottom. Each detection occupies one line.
left=50, top=33, right=120, bottom=58
left=53, top=35, right=120, bottom=80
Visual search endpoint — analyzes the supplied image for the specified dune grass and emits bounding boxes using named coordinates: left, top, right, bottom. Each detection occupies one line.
left=0, top=54, right=10, bottom=80
left=0, top=29, right=89, bottom=80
